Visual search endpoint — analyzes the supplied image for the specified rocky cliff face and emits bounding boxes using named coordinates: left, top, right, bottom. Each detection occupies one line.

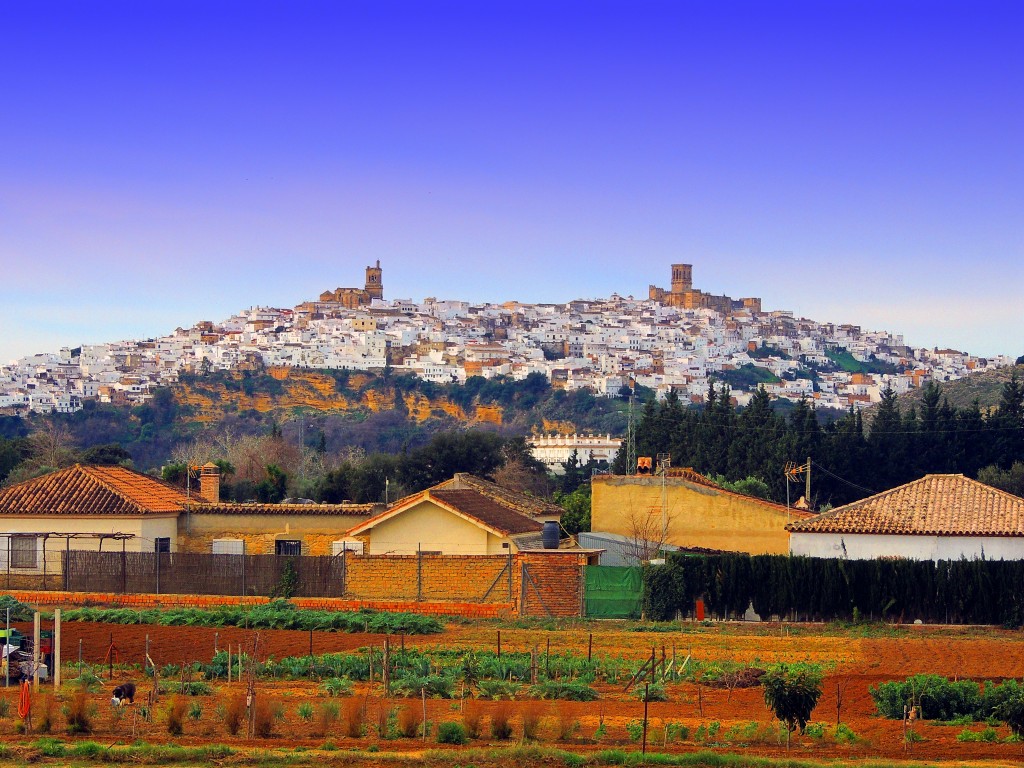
left=173, top=367, right=505, bottom=426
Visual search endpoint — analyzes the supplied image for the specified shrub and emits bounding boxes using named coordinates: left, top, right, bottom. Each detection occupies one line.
left=762, top=664, right=824, bottom=734
left=37, top=694, right=55, bottom=734
left=491, top=702, right=514, bottom=739
left=253, top=698, right=277, bottom=738
left=870, top=675, right=982, bottom=721
left=314, top=701, right=339, bottom=737
left=635, top=684, right=669, bottom=702
left=393, top=673, right=455, bottom=699
left=159, top=680, right=212, bottom=696
left=521, top=701, right=544, bottom=741
left=165, top=696, right=188, bottom=736
left=75, top=670, right=103, bottom=693
left=530, top=681, right=598, bottom=702
left=223, top=693, right=246, bottom=736
left=0, top=697, right=8, bottom=718
left=625, top=719, right=644, bottom=742
left=833, top=723, right=858, bottom=744
left=297, top=702, right=313, bottom=722
left=462, top=700, right=484, bottom=739
left=342, top=697, right=366, bottom=738
left=664, top=721, right=689, bottom=742
left=320, top=677, right=353, bottom=697
left=555, top=702, right=579, bottom=741
left=477, top=679, right=521, bottom=700
left=188, top=700, right=203, bottom=721
left=436, top=721, right=468, bottom=745
left=399, top=705, right=423, bottom=738
left=804, top=722, right=825, bottom=739
left=63, top=692, right=94, bottom=734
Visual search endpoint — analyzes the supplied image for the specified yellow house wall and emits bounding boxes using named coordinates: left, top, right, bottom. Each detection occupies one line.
left=366, top=501, right=490, bottom=555
left=178, top=513, right=370, bottom=556
left=591, top=476, right=793, bottom=555
left=0, top=514, right=179, bottom=575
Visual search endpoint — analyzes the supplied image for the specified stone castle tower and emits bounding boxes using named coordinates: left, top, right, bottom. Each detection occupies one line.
left=670, top=263, right=693, bottom=294
left=364, top=260, right=383, bottom=300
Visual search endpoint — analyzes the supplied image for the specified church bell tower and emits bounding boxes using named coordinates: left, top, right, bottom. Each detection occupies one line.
left=364, top=260, right=383, bottom=300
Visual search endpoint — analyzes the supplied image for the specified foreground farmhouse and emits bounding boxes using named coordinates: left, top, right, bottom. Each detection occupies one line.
left=787, top=474, right=1024, bottom=560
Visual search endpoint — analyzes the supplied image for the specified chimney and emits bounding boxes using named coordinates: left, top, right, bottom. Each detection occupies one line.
left=199, top=462, right=221, bottom=503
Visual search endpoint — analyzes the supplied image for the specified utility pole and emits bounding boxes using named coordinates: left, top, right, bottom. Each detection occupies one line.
left=626, top=389, right=636, bottom=475
left=657, top=453, right=671, bottom=543
left=805, top=456, right=812, bottom=505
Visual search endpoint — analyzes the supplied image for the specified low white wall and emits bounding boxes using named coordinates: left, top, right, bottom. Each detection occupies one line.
left=791, top=532, right=1024, bottom=561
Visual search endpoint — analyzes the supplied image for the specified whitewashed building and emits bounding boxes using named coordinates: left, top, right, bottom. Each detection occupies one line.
left=528, top=434, right=621, bottom=474
left=787, top=474, right=1024, bottom=561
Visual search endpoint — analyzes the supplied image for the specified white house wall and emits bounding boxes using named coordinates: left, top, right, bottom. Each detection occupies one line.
left=790, top=532, right=1024, bottom=561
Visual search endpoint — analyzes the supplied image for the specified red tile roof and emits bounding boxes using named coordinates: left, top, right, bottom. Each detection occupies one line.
left=429, top=489, right=544, bottom=536
left=786, top=474, right=1024, bottom=536
left=190, top=501, right=378, bottom=516
left=347, top=486, right=544, bottom=538
left=0, top=464, right=189, bottom=516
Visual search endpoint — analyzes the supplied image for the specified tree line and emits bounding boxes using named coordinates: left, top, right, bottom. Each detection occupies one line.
left=615, top=375, right=1024, bottom=508
left=643, top=552, right=1024, bottom=626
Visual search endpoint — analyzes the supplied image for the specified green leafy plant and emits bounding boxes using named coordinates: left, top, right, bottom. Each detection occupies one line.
left=625, top=719, right=644, bottom=743
left=762, top=664, right=824, bottom=736
left=437, top=721, right=468, bottom=745
left=320, top=677, right=354, bottom=697
left=297, top=702, right=314, bottom=721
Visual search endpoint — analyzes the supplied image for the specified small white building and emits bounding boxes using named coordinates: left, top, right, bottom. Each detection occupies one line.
left=528, top=434, right=621, bottom=474
left=787, top=474, right=1024, bottom=561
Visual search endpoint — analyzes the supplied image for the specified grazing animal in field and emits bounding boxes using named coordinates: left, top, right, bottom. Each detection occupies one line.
left=111, top=682, right=136, bottom=706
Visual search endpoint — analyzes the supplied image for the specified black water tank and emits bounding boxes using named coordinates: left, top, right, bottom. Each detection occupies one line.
left=542, top=520, right=560, bottom=549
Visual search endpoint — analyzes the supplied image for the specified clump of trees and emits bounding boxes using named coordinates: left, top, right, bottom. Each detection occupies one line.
left=619, top=375, right=1024, bottom=508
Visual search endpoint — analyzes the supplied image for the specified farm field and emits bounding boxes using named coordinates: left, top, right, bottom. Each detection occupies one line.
left=2, top=617, right=1024, bottom=766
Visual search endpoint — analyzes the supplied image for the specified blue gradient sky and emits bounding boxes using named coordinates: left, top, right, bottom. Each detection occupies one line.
left=2, top=1, right=1021, bottom=362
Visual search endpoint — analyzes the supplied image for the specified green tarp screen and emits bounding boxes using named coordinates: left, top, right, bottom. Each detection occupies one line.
left=584, top=566, right=642, bottom=618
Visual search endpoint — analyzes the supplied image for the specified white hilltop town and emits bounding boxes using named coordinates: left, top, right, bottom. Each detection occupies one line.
left=0, top=264, right=1013, bottom=429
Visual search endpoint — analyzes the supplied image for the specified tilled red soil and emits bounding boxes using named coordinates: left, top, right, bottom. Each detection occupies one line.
left=4, top=620, right=1024, bottom=763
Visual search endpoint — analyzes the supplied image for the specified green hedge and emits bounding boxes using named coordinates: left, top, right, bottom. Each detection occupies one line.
left=643, top=553, right=1024, bottom=625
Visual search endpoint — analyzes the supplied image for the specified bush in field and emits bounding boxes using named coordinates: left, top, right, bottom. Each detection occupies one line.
left=762, top=664, right=824, bottom=735
left=222, top=694, right=247, bottom=736
left=253, top=699, right=279, bottom=739
left=521, top=701, right=545, bottom=741
left=476, top=679, right=521, bottom=700
left=437, top=721, right=468, bottom=745
left=313, top=701, right=339, bottom=737
left=165, top=697, right=188, bottom=736
left=342, top=697, right=366, bottom=738
left=556, top=702, right=580, bottom=741
left=490, top=702, right=514, bottom=739
left=320, top=677, right=354, bottom=697
left=530, top=681, right=598, bottom=701
left=392, top=673, right=455, bottom=699
left=635, top=684, right=669, bottom=702
left=398, top=704, right=423, bottom=738
left=870, top=675, right=982, bottom=720
left=63, top=692, right=94, bottom=734
left=993, top=681, right=1024, bottom=738
left=462, top=700, right=484, bottom=739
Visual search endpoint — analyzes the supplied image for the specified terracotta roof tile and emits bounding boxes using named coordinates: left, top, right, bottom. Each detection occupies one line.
left=190, top=501, right=378, bottom=516
left=428, top=489, right=544, bottom=536
left=787, top=474, right=1024, bottom=536
left=431, top=474, right=563, bottom=519
left=0, top=464, right=189, bottom=516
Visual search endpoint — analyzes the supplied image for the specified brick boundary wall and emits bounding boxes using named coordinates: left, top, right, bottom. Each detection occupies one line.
left=0, top=590, right=511, bottom=618
left=2, top=551, right=589, bottom=618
